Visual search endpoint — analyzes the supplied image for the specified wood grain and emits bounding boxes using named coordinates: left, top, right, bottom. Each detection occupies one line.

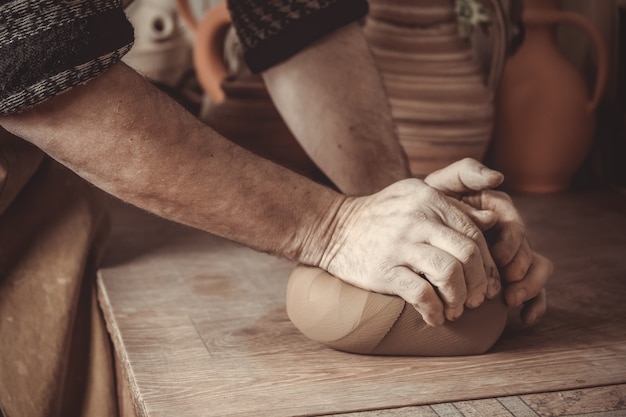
left=98, top=189, right=626, bottom=417
left=330, top=385, right=626, bottom=416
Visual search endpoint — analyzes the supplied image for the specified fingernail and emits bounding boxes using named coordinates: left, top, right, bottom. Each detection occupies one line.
left=487, top=269, right=501, bottom=298
left=490, top=278, right=501, bottom=298
left=481, top=166, right=504, bottom=180
left=427, top=315, right=445, bottom=327
left=509, top=269, right=525, bottom=283
left=446, top=306, right=464, bottom=321
left=466, top=293, right=485, bottom=309
left=493, top=278, right=501, bottom=294
left=525, top=313, right=537, bottom=327
left=415, top=305, right=445, bottom=327
left=514, top=288, right=527, bottom=307
left=479, top=210, right=497, bottom=226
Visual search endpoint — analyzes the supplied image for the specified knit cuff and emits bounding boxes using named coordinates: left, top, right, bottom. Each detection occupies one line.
left=0, top=0, right=134, bottom=114
left=228, top=0, right=368, bottom=73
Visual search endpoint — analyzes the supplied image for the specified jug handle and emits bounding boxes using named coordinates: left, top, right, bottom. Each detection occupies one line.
left=176, top=0, right=231, bottom=103
left=175, top=0, right=198, bottom=32
left=524, top=9, right=608, bottom=111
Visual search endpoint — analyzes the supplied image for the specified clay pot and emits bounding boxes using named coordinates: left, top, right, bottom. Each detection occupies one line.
left=175, top=0, right=327, bottom=181
left=364, top=0, right=507, bottom=178
left=490, top=0, right=608, bottom=193
left=123, top=0, right=193, bottom=87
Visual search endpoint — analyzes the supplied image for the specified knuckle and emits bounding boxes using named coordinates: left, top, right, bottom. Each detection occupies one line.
left=405, top=283, right=432, bottom=306
left=463, top=222, right=482, bottom=241
left=493, top=242, right=517, bottom=267
left=492, top=189, right=513, bottom=203
left=525, top=279, right=544, bottom=298
left=457, top=238, right=479, bottom=264
left=466, top=278, right=488, bottom=301
left=505, top=256, right=531, bottom=282
left=450, top=208, right=482, bottom=241
left=429, top=256, right=461, bottom=279
left=412, top=210, right=429, bottom=225
left=419, top=185, right=442, bottom=202
left=439, top=281, right=467, bottom=305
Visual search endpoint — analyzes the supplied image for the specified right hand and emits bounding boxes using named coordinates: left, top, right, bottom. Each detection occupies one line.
left=316, top=178, right=500, bottom=326
left=424, top=158, right=552, bottom=326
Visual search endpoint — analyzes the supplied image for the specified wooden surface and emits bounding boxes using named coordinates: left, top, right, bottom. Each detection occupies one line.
left=331, top=383, right=626, bottom=416
left=98, top=188, right=626, bottom=417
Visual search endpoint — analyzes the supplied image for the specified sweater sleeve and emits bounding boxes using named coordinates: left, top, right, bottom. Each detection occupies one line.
left=0, top=0, right=134, bottom=114
left=227, top=0, right=368, bottom=73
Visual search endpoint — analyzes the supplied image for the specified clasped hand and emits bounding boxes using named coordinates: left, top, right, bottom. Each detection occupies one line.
left=319, top=159, right=551, bottom=327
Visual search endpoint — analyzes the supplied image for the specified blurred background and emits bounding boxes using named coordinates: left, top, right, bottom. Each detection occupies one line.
left=121, top=0, right=626, bottom=193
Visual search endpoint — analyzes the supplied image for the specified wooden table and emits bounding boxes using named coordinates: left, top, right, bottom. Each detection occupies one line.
left=98, top=188, right=626, bottom=417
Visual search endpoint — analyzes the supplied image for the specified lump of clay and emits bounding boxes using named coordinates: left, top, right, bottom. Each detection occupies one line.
left=286, top=265, right=508, bottom=356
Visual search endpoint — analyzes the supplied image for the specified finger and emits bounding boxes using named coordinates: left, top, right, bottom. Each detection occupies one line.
left=391, top=266, right=445, bottom=326
left=464, top=190, right=525, bottom=266
left=402, top=243, right=466, bottom=321
left=501, top=238, right=533, bottom=283
left=505, top=252, right=553, bottom=308
left=435, top=202, right=501, bottom=301
left=520, top=289, right=547, bottom=326
left=425, top=158, right=504, bottom=196
left=422, top=222, right=489, bottom=309
left=446, top=196, right=498, bottom=231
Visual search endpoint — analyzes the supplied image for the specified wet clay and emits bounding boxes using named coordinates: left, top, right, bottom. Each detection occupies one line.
left=286, top=266, right=508, bottom=356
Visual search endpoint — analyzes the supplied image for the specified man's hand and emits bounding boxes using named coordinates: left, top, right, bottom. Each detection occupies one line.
left=315, top=178, right=501, bottom=327
left=425, top=158, right=552, bottom=325
left=462, top=190, right=552, bottom=325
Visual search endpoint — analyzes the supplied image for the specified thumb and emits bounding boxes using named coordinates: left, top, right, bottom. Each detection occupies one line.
left=425, top=158, right=504, bottom=195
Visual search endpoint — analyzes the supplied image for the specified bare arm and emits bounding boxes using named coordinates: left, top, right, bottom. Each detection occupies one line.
left=262, top=23, right=550, bottom=325
left=0, top=62, right=502, bottom=326
left=0, top=62, right=340, bottom=264
left=262, top=22, right=410, bottom=196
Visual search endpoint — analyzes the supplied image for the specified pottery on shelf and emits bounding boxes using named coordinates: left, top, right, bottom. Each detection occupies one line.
left=175, top=0, right=327, bottom=182
left=364, top=0, right=507, bottom=178
left=123, top=0, right=193, bottom=87
left=490, top=0, right=608, bottom=193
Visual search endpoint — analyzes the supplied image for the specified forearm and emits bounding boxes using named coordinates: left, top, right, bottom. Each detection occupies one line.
left=262, top=22, right=410, bottom=196
left=0, top=62, right=342, bottom=264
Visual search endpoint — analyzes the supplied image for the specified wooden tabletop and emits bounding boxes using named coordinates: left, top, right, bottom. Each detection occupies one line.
left=98, top=188, right=626, bottom=417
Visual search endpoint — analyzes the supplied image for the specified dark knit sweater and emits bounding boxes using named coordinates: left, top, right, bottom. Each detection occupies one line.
left=0, top=0, right=134, bottom=114
left=228, top=0, right=368, bottom=73
left=0, top=0, right=368, bottom=115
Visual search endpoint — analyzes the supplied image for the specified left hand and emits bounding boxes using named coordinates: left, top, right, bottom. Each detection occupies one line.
left=425, top=158, right=552, bottom=325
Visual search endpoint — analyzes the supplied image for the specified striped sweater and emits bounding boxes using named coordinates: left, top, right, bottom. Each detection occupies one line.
left=0, top=0, right=368, bottom=114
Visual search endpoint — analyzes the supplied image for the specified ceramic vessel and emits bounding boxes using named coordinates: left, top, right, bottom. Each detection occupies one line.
left=490, top=0, right=608, bottom=193
left=123, top=0, right=193, bottom=87
left=176, top=0, right=327, bottom=181
left=364, top=0, right=508, bottom=177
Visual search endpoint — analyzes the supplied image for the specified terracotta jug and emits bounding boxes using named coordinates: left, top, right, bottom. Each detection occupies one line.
left=490, top=0, right=608, bottom=193
left=364, top=0, right=508, bottom=178
left=175, top=0, right=327, bottom=182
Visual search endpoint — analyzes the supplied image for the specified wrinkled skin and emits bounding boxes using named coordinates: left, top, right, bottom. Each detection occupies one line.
left=317, top=177, right=501, bottom=326
left=425, top=158, right=552, bottom=325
